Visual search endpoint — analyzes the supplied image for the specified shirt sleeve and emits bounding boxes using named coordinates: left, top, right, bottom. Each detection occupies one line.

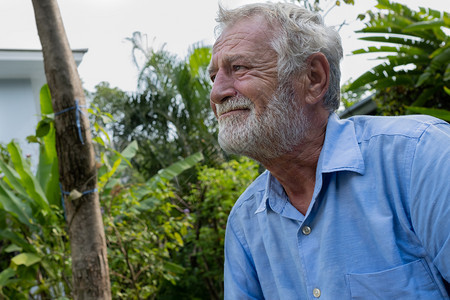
left=409, top=120, right=450, bottom=282
left=224, top=214, right=264, bottom=300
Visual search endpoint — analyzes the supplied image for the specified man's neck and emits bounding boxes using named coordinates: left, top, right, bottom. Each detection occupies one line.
left=262, top=119, right=327, bottom=215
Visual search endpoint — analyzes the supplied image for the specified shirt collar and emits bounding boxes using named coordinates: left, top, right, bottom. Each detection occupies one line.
left=318, top=113, right=365, bottom=175
left=255, top=171, right=281, bottom=214
left=256, top=172, right=304, bottom=220
left=255, top=113, right=365, bottom=216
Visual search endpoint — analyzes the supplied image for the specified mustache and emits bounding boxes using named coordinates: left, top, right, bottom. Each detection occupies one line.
left=215, top=97, right=254, bottom=117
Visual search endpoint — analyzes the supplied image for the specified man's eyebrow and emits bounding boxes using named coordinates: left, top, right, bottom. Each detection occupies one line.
left=208, top=54, right=250, bottom=76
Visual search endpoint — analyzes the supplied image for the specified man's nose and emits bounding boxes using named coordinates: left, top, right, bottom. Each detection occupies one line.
left=210, top=70, right=236, bottom=104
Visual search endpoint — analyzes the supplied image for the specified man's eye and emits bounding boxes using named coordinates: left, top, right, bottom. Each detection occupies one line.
left=233, top=65, right=244, bottom=72
left=210, top=75, right=216, bottom=82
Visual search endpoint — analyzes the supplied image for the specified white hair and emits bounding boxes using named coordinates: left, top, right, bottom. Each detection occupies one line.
left=215, top=2, right=343, bottom=112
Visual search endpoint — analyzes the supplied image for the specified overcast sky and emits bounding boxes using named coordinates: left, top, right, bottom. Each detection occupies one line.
left=0, top=0, right=445, bottom=92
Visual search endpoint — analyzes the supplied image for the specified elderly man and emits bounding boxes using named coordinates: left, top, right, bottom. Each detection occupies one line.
left=208, top=2, right=450, bottom=299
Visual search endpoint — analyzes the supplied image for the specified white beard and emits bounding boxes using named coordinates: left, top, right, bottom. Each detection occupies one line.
left=216, top=84, right=310, bottom=162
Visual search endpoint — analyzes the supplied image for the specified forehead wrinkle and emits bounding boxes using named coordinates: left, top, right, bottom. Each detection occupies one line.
left=213, top=31, right=250, bottom=53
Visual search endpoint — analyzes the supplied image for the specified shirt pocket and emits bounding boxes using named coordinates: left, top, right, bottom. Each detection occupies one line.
left=346, top=259, right=444, bottom=299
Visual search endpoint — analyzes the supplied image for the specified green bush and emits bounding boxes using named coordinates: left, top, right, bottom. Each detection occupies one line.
left=158, top=158, right=260, bottom=299
left=0, top=85, right=71, bottom=299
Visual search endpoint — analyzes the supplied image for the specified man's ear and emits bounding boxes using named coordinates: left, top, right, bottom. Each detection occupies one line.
left=304, top=52, right=330, bottom=105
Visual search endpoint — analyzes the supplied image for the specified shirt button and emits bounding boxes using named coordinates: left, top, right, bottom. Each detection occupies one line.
left=313, top=288, right=321, bottom=298
left=302, top=225, right=311, bottom=235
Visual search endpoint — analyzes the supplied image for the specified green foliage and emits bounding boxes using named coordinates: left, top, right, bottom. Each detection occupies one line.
left=87, top=80, right=207, bottom=298
left=91, top=34, right=221, bottom=181
left=1, top=82, right=214, bottom=299
left=345, top=0, right=450, bottom=117
left=101, top=160, right=196, bottom=299
left=88, top=81, right=127, bottom=144
left=0, top=85, right=71, bottom=299
left=340, top=79, right=370, bottom=109
left=158, top=158, right=260, bottom=299
left=95, top=134, right=259, bottom=300
left=96, top=128, right=204, bottom=298
left=405, top=106, right=450, bottom=122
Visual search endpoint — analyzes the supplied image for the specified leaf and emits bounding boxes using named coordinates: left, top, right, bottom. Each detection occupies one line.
left=0, top=230, right=34, bottom=252
left=357, top=26, right=405, bottom=36
left=428, top=43, right=449, bottom=59
left=26, top=135, right=40, bottom=144
left=174, top=232, right=184, bottom=246
left=352, top=46, right=399, bottom=55
left=358, top=36, right=435, bottom=51
left=429, top=47, right=450, bottom=69
left=444, top=14, right=450, bottom=26
left=411, top=87, right=438, bottom=107
left=383, top=54, right=428, bottom=66
left=98, top=157, right=122, bottom=190
left=419, top=7, right=444, bottom=19
left=154, top=152, right=204, bottom=182
left=405, top=106, right=450, bottom=121
left=415, top=72, right=431, bottom=87
left=357, top=13, right=366, bottom=21
left=0, top=180, right=33, bottom=227
left=137, top=197, right=161, bottom=211
left=44, top=157, right=60, bottom=207
left=36, top=121, right=60, bottom=207
left=11, top=253, right=41, bottom=267
left=4, top=244, right=22, bottom=253
left=0, top=268, right=16, bottom=287
left=404, top=19, right=446, bottom=32
left=416, top=48, right=450, bottom=87
left=93, top=136, right=105, bottom=147
left=375, top=0, right=397, bottom=11
left=188, top=46, right=211, bottom=77
left=119, top=140, right=138, bottom=162
left=352, top=46, right=427, bottom=56
left=36, top=120, right=51, bottom=138
left=98, top=124, right=111, bottom=144
left=39, top=84, right=53, bottom=115
left=7, top=142, right=49, bottom=210
left=163, top=261, right=185, bottom=274
left=444, top=86, right=450, bottom=95
left=347, top=63, right=390, bottom=90
left=0, top=158, right=29, bottom=200
left=100, top=114, right=114, bottom=124
left=432, top=27, right=447, bottom=42
left=376, top=0, right=418, bottom=23
left=372, top=75, right=415, bottom=89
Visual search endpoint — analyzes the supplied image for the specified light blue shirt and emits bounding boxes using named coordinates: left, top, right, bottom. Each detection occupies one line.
left=224, top=113, right=450, bottom=299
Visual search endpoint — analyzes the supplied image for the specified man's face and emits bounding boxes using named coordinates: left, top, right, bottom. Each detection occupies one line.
left=209, top=16, right=278, bottom=119
left=209, top=16, right=309, bottom=161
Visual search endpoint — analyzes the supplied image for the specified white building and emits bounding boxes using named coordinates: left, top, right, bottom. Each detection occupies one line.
left=0, top=48, right=87, bottom=162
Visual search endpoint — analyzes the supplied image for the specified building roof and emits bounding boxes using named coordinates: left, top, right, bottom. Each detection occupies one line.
left=0, top=48, right=88, bottom=79
left=339, top=95, right=377, bottom=118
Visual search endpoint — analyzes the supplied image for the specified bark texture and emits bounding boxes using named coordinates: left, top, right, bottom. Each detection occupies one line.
left=31, top=0, right=111, bottom=299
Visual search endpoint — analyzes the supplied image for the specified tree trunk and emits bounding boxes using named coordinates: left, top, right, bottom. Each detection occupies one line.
left=31, top=0, right=111, bottom=299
